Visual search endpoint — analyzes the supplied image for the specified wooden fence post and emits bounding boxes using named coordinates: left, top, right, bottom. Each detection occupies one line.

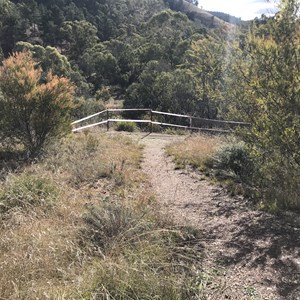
left=106, top=110, right=109, bottom=131
left=150, top=110, right=153, bottom=133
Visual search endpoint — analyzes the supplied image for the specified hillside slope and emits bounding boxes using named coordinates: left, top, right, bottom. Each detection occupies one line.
left=180, top=0, right=233, bottom=29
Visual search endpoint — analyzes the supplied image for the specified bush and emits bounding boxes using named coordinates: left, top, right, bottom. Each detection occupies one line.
left=71, top=97, right=105, bottom=120
left=256, top=160, right=300, bottom=211
left=115, top=121, right=138, bottom=132
left=0, top=174, right=59, bottom=214
left=0, top=51, right=75, bottom=156
left=212, top=140, right=253, bottom=181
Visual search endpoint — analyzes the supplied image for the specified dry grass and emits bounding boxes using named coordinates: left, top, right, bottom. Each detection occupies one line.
left=0, top=132, right=145, bottom=299
left=0, top=166, right=87, bottom=299
left=166, top=134, right=223, bottom=170
left=0, top=131, right=204, bottom=299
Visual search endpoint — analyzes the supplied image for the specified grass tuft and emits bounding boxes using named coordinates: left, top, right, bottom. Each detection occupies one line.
left=0, top=173, right=59, bottom=215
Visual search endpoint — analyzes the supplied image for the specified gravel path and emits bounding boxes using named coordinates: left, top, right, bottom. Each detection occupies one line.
left=140, top=133, right=300, bottom=300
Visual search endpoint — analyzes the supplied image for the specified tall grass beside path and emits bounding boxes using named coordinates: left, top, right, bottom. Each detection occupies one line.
left=0, top=131, right=205, bottom=299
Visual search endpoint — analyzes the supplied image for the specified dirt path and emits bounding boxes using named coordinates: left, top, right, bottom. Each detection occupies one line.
left=140, top=133, right=300, bottom=300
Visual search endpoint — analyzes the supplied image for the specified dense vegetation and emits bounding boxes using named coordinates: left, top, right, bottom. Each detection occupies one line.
left=226, top=1, right=300, bottom=210
left=0, top=0, right=231, bottom=116
left=0, top=1, right=299, bottom=205
left=208, top=11, right=242, bottom=25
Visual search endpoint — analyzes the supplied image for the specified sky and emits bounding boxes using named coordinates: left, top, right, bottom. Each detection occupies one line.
left=199, top=0, right=279, bottom=20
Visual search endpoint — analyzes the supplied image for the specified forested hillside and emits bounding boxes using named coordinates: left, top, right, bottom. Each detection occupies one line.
left=0, top=0, right=232, bottom=118
left=209, top=11, right=242, bottom=25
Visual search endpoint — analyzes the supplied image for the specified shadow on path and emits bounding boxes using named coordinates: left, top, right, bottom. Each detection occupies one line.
left=205, top=194, right=300, bottom=300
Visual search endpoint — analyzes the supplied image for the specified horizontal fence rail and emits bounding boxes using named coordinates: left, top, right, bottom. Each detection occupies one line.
left=72, top=108, right=250, bottom=133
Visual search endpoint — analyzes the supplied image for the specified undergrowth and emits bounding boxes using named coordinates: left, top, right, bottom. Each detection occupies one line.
left=0, top=173, right=59, bottom=214
left=0, top=131, right=206, bottom=299
left=166, top=134, right=255, bottom=196
left=167, top=134, right=300, bottom=211
left=115, top=121, right=138, bottom=132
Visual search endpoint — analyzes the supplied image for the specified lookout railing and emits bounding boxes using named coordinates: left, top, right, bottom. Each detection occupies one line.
left=71, top=108, right=250, bottom=133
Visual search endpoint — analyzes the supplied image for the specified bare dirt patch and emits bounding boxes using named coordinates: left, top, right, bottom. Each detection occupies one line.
left=140, top=133, right=300, bottom=300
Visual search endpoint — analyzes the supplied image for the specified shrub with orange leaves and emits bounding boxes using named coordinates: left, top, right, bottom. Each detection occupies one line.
left=0, top=51, right=75, bottom=156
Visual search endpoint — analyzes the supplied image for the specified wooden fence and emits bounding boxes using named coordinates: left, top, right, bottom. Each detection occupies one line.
left=71, top=108, right=250, bottom=133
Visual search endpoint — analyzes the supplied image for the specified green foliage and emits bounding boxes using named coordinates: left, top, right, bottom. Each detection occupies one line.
left=0, top=0, right=232, bottom=104
left=164, top=0, right=184, bottom=11
left=0, top=51, right=75, bottom=155
left=116, top=121, right=138, bottom=132
left=71, top=97, right=105, bottom=120
left=209, top=11, right=242, bottom=25
left=144, top=9, right=194, bottom=67
left=0, top=0, right=229, bottom=107
left=60, top=20, right=98, bottom=60
left=15, top=42, right=72, bottom=77
left=125, top=63, right=199, bottom=114
left=0, top=47, right=3, bottom=62
left=226, top=1, right=300, bottom=209
left=154, top=69, right=199, bottom=113
left=80, top=44, right=120, bottom=90
left=123, top=10, right=226, bottom=117
left=0, top=0, right=23, bottom=56
left=124, top=60, right=163, bottom=109
left=212, top=140, right=253, bottom=181
left=0, top=174, right=58, bottom=214
left=184, top=37, right=226, bottom=118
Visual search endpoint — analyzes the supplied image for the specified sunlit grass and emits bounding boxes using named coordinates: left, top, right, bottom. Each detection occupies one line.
left=0, top=131, right=205, bottom=299
left=166, top=134, right=223, bottom=170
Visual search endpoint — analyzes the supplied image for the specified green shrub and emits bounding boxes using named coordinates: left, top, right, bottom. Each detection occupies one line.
left=0, top=174, right=59, bottom=214
left=212, top=140, right=253, bottom=181
left=115, top=121, right=138, bottom=132
left=71, top=97, right=105, bottom=120
left=256, top=161, right=300, bottom=211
